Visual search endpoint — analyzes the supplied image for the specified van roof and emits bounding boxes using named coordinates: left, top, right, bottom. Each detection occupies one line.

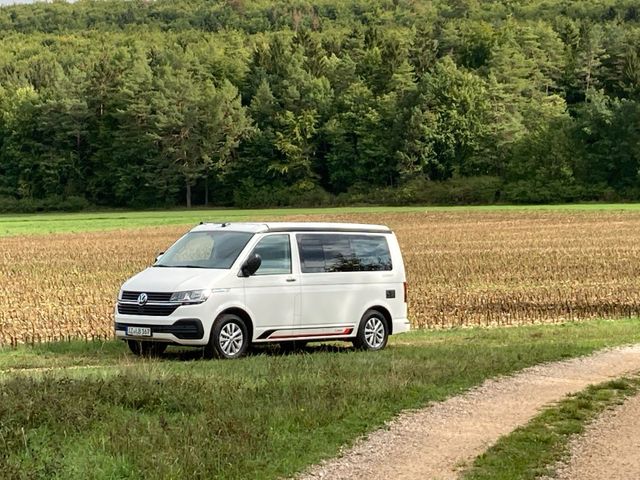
left=190, top=222, right=392, bottom=234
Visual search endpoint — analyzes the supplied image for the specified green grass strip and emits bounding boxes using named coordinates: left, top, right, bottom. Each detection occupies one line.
left=0, top=319, right=639, bottom=479
left=462, top=375, right=640, bottom=480
left=2, top=203, right=640, bottom=236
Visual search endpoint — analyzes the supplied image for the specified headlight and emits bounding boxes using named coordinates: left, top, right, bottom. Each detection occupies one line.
left=170, top=289, right=211, bottom=304
left=118, top=289, right=123, bottom=301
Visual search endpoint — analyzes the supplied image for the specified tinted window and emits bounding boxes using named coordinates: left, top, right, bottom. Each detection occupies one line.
left=251, top=234, right=291, bottom=275
left=297, top=234, right=392, bottom=273
left=155, top=231, right=253, bottom=269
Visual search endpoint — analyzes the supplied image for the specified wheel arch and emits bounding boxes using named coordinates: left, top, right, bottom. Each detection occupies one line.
left=218, top=307, right=254, bottom=342
left=364, top=305, right=393, bottom=335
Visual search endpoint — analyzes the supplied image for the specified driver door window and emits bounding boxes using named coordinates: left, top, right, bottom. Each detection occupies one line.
left=251, top=234, right=292, bottom=275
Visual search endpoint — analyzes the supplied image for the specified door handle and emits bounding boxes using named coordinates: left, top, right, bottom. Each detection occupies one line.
left=286, top=278, right=297, bottom=282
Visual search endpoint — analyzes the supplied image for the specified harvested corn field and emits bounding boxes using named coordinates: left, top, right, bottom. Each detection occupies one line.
left=1, top=209, right=640, bottom=345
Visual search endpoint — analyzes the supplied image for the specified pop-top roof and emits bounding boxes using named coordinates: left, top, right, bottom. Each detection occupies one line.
left=190, top=222, right=392, bottom=234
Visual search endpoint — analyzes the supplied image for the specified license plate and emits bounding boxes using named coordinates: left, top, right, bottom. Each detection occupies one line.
left=126, top=326, right=152, bottom=337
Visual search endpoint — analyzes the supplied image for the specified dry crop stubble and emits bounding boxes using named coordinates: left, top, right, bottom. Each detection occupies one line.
left=1, top=211, right=640, bottom=344
left=0, top=226, right=187, bottom=345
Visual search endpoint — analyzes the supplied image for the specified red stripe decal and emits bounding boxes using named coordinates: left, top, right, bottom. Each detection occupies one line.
left=270, top=328, right=353, bottom=340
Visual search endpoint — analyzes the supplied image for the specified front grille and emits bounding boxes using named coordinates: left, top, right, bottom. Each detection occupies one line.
left=121, top=291, right=173, bottom=302
left=117, top=303, right=179, bottom=316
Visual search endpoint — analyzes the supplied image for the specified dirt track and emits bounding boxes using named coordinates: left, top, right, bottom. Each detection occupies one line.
left=296, top=345, right=640, bottom=480
left=550, top=391, right=640, bottom=480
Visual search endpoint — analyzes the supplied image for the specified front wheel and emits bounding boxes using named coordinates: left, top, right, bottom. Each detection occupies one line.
left=127, top=340, right=167, bottom=357
left=204, top=314, right=250, bottom=359
left=353, top=310, right=389, bottom=351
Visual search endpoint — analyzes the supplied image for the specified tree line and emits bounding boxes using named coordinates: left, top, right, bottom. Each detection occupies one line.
left=0, top=0, right=639, bottom=211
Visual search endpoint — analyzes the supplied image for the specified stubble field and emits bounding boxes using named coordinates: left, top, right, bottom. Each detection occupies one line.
left=1, top=208, right=639, bottom=345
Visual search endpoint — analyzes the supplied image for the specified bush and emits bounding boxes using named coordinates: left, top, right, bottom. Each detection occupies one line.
left=0, top=196, right=20, bottom=213
left=336, top=177, right=503, bottom=206
left=230, top=177, right=504, bottom=209
left=232, top=181, right=335, bottom=209
left=502, top=180, right=585, bottom=204
left=0, top=195, right=91, bottom=213
left=56, top=196, right=91, bottom=211
left=420, top=176, right=503, bottom=205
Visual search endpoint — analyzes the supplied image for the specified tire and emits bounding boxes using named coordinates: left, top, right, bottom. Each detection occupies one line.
left=127, top=340, right=167, bottom=357
left=204, top=313, right=250, bottom=359
left=352, top=309, right=389, bottom=351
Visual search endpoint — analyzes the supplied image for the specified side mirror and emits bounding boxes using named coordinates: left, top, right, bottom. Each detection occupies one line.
left=155, top=251, right=165, bottom=263
left=241, top=253, right=262, bottom=277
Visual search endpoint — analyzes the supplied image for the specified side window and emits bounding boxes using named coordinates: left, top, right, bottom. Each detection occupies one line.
left=297, top=236, right=325, bottom=273
left=322, top=236, right=354, bottom=272
left=297, top=234, right=392, bottom=273
left=350, top=236, right=392, bottom=271
left=251, top=234, right=292, bottom=275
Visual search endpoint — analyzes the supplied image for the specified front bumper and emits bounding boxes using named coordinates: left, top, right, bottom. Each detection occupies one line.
left=115, top=319, right=204, bottom=342
left=114, top=301, right=211, bottom=345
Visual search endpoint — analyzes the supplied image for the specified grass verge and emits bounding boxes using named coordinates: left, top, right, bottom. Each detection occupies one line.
left=0, top=318, right=639, bottom=479
left=2, top=203, right=640, bottom=236
left=461, top=375, right=640, bottom=480
left=0, top=206, right=421, bottom=237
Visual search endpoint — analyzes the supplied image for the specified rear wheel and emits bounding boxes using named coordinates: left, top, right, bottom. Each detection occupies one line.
left=127, top=340, right=167, bottom=357
left=353, top=309, right=389, bottom=351
left=204, top=313, right=250, bottom=359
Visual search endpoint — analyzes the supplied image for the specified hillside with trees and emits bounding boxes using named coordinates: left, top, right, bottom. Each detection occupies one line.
left=0, top=0, right=639, bottom=210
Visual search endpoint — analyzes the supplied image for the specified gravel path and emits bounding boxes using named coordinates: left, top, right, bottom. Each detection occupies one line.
left=550, top=391, right=640, bottom=480
left=296, top=345, right=640, bottom=480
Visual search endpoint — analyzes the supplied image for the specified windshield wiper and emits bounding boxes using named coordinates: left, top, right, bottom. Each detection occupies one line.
left=153, top=264, right=209, bottom=269
left=158, top=265, right=209, bottom=269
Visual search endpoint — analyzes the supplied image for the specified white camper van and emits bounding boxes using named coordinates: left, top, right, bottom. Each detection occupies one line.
left=115, top=222, right=409, bottom=358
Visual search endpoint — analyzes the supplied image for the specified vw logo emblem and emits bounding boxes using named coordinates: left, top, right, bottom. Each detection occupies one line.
left=137, top=293, right=148, bottom=306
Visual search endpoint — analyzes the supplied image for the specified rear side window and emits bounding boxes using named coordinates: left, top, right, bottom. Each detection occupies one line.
left=297, top=234, right=392, bottom=273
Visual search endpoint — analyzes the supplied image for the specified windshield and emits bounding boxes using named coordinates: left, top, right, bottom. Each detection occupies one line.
left=155, top=231, right=254, bottom=269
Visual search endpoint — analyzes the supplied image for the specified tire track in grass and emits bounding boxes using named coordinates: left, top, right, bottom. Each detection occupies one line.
left=0, top=363, right=131, bottom=375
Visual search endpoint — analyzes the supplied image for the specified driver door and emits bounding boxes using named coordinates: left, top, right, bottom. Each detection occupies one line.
left=241, top=234, right=300, bottom=339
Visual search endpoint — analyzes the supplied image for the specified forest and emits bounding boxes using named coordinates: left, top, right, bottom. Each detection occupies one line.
left=0, top=0, right=639, bottom=210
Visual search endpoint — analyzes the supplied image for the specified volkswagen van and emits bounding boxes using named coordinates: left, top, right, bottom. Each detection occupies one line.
left=115, top=222, right=409, bottom=358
